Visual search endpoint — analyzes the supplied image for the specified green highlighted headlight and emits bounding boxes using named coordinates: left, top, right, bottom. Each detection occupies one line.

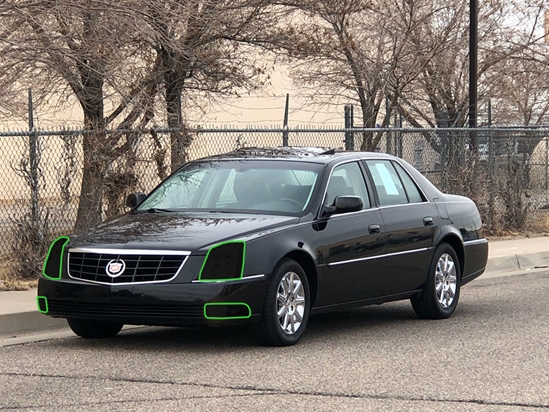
left=42, top=236, right=70, bottom=280
left=198, top=240, right=246, bottom=282
left=36, top=296, right=49, bottom=314
left=204, top=302, right=251, bottom=320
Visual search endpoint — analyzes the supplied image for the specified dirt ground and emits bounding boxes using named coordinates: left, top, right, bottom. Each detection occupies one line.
left=0, top=263, right=37, bottom=291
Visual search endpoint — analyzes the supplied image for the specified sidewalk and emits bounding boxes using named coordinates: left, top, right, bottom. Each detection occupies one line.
left=484, top=236, right=549, bottom=274
left=0, top=289, right=67, bottom=338
left=1, top=236, right=549, bottom=339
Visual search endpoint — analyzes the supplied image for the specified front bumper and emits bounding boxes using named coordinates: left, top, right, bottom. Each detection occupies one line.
left=37, top=275, right=268, bottom=326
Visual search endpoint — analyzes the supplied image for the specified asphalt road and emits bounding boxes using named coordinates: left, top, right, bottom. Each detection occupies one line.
left=1, top=271, right=548, bottom=411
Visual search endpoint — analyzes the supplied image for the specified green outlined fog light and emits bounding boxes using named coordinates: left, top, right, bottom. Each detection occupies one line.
left=42, top=236, right=70, bottom=280
left=198, top=240, right=246, bottom=282
left=36, top=296, right=48, bottom=314
left=204, top=302, right=251, bottom=320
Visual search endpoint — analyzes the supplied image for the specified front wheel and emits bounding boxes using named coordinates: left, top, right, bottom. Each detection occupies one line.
left=411, top=243, right=461, bottom=319
left=254, top=259, right=310, bottom=346
left=67, top=318, right=123, bottom=339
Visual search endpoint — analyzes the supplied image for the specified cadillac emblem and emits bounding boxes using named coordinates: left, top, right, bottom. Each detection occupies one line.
left=106, top=259, right=126, bottom=278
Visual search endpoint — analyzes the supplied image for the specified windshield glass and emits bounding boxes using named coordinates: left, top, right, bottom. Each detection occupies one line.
left=137, top=160, right=322, bottom=215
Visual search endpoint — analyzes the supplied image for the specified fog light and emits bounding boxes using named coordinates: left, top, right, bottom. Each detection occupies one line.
left=36, top=296, right=49, bottom=314
left=204, top=302, right=251, bottom=320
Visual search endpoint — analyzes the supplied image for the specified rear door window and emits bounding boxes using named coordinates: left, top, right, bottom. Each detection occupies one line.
left=365, top=160, right=408, bottom=206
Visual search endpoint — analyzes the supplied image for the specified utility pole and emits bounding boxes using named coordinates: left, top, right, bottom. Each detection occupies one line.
left=469, top=0, right=478, bottom=149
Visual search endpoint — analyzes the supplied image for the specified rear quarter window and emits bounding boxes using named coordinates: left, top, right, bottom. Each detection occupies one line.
left=393, top=162, right=425, bottom=203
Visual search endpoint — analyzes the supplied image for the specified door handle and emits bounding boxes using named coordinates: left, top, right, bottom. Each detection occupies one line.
left=368, top=224, right=381, bottom=234
left=423, top=217, right=434, bottom=226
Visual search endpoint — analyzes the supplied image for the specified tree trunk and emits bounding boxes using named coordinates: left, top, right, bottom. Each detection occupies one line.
left=74, top=56, right=106, bottom=230
left=165, top=69, right=192, bottom=171
left=74, top=129, right=106, bottom=231
left=359, top=100, right=380, bottom=151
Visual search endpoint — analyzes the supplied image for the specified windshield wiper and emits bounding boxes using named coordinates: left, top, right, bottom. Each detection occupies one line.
left=144, top=208, right=175, bottom=213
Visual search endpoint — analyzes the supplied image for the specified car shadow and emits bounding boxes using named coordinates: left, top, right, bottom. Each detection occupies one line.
left=48, top=301, right=429, bottom=352
left=48, top=300, right=502, bottom=353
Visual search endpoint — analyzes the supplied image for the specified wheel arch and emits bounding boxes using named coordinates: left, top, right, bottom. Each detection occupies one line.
left=437, top=234, right=465, bottom=277
left=281, top=250, right=318, bottom=307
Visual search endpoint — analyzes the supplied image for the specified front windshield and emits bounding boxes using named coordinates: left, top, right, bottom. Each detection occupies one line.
left=137, top=160, right=322, bottom=215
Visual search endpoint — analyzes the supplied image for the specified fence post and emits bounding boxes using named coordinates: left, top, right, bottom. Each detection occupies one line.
left=28, top=88, right=40, bottom=226
left=282, top=94, right=289, bottom=147
left=543, top=135, right=549, bottom=195
left=397, top=112, right=403, bottom=158
left=344, top=104, right=354, bottom=150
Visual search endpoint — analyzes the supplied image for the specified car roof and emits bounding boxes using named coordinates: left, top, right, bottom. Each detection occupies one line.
left=197, top=147, right=396, bottom=164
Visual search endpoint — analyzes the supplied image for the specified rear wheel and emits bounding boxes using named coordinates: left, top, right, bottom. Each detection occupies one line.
left=67, top=318, right=123, bottom=339
left=254, top=259, right=310, bottom=346
left=411, top=243, right=461, bottom=319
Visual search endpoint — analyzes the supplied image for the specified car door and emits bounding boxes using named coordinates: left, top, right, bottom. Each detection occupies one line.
left=364, top=159, right=437, bottom=295
left=315, top=161, right=387, bottom=306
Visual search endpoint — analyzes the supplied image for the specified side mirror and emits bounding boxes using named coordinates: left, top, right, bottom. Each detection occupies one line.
left=126, top=192, right=146, bottom=208
left=322, top=195, right=363, bottom=217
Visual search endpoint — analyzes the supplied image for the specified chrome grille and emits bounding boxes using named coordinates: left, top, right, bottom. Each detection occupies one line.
left=68, top=249, right=189, bottom=285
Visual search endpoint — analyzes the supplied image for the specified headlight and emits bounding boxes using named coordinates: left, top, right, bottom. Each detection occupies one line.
left=42, top=236, right=70, bottom=280
left=198, top=240, right=246, bottom=282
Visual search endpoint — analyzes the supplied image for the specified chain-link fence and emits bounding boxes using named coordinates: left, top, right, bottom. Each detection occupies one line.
left=1, top=126, right=548, bottom=270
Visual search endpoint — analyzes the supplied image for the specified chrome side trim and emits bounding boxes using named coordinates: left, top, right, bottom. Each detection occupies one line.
left=328, top=254, right=384, bottom=267
left=328, top=247, right=431, bottom=267
left=377, top=202, right=430, bottom=210
left=463, top=267, right=486, bottom=279
left=463, top=239, right=488, bottom=246
left=69, top=248, right=191, bottom=256
left=191, top=274, right=266, bottom=283
left=385, top=247, right=430, bottom=258
left=67, top=252, right=189, bottom=286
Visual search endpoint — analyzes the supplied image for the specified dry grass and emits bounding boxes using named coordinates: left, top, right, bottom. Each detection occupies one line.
left=0, top=259, right=38, bottom=291
left=486, top=208, right=549, bottom=240
left=531, top=209, right=549, bottom=232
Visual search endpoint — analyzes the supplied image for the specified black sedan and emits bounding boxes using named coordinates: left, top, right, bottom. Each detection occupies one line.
left=37, top=147, right=488, bottom=346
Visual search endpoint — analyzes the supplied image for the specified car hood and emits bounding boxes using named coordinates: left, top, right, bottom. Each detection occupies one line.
left=69, top=212, right=299, bottom=253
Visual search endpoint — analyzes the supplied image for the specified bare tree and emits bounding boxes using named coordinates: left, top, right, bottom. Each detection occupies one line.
left=0, top=0, right=159, bottom=229
left=276, top=1, right=462, bottom=150
left=137, top=0, right=279, bottom=169
left=277, top=0, right=545, bottom=148
left=0, top=0, right=277, bottom=229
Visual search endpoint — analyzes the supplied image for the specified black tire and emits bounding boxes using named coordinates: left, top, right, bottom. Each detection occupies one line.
left=411, top=243, right=461, bottom=319
left=67, top=318, right=123, bottom=339
left=254, top=259, right=311, bottom=346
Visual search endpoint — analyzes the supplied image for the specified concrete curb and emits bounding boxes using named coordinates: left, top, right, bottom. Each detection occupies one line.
left=485, top=252, right=549, bottom=274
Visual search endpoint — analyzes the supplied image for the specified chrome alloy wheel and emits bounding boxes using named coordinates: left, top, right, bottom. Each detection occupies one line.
left=276, top=271, right=306, bottom=335
left=435, top=253, right=458, bottom=308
